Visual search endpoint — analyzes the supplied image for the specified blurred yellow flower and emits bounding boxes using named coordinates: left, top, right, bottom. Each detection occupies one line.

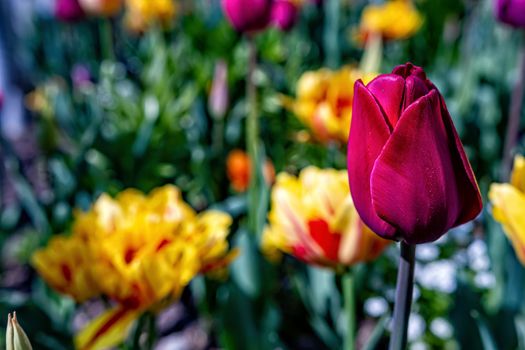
left=125, top=0, right=177, bottom=32
left=357, top=0, right=423, bottom=43
left=284, top=67, right=376, bottom=144
left=32, top=185, right=235, bottom=350
left=262, top=167, right=390, bottom=268
left=490, top=155, right=525, bottom=264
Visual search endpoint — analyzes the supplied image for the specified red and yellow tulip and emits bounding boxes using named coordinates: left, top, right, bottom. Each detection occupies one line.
left=32, top=185, right=235, bottom=350
left=284, top=67, right=376, bottom=144
left=262, top=167, right=390, bottom=268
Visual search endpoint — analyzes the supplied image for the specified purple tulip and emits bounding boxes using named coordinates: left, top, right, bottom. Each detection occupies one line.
left=347, top=63, right=482, bottom=244
left=71, top=64, right=92, bottom=89
left=221, top=0, right=272, bottom=33
left=271, top=0, right=298, bottom=31
left=495, top=0, right=525, bottom=28
left=55, top=0, right=85, bottom=21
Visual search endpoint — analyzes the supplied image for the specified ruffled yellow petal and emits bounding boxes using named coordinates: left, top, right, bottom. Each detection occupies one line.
left=75, top=307, right=140, bottom=350
left=31, top=236, right=98, bottom=302
left=489, top=183, right=525, bottom=264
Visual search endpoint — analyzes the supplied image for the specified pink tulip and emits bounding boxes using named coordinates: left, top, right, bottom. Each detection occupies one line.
left=494, top=0, right=525, bottom=28
left=347, top=63, right=482, bottom=244
left=271, top=0, right=298, bottom=31
left=209, top=60, right=229, bottom=119
left=55, top=0, right=85, bottom=21
left=221, top=0, right=272, bottom=33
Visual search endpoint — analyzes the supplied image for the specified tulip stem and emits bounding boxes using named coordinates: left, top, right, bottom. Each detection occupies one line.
left=343, top=271, right=356, bottom=350
left=246, top=37, right=262, bottom=236
left=389, top=242, right=416, bottom=350
left=501, top=40, right=525, bottom=181
left=100, top=19, right=115, bottom=61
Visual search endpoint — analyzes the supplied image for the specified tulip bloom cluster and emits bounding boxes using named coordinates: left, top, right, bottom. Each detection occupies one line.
left=32, top=185, right=235, bottom=350
left=221, top=0, right=300, bottom=33
left=356, top=0, right=422, bottom=43
left=490, top=155, right=525, bottom=264
left=286, top=67, right=376, bottom=143
left=348, top=63, right=482, bottom=244
left=263, top=167, right=390, bottom=268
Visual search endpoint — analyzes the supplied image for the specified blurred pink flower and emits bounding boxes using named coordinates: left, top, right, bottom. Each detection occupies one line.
left=221, top=0, right=272, bottom=33
left=270, top=0, right=298, bottom=31
left=209, top=60, right=229, bottom=119
left=55, top=0, right=85, bottom=21
left=71, top=64, right=92, bottom=89
left=495, top=0, right=525, bottom=28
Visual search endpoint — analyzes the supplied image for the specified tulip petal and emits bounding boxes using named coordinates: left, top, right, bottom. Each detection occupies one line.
left=75, top=307, right=139, bottom=350
left=308, top=219, right=341, bottom=262
left=439, top=96, right=483, bottom=224
left=489, top=183, right=525, bottom=265
left=367, top=74, right=405, bottom=127
left=404, top=75, right=431, bottom=108
left=370, top=90, right=475, bottom=243
left=348, top=81, right=397, bottom=240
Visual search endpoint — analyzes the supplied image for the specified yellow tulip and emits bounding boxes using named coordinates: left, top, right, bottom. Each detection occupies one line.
left=285, top=67, right=377, bottom=144
left=125, top=0, right=177, bottom=32
left=490, top=155, right=525, bottom=264
left=262, top=167, right=390, bottom=268
left=32, top=185, right=235, bottom=350
left=357, top=0, right=423, bottom=43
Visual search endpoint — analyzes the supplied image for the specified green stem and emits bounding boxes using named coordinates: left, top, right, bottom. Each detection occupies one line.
left=343, top=271, right=356, bottom=350
left=145, top=312, right=156, bottom=350
left=323, top=0, right=341, bottom=69
left=100, top=19, right=115, bottom=61
left=389, top=242, right=416, bottom=350
left=246, top=37, right=261, bottom=236
left=500, top=38, right=525, bottom=181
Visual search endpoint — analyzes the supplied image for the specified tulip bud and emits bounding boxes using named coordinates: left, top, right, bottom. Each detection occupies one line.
left=494, top=0, right=525, bottom=28
left=78, top=0, right=122, bottom=17
left=208, top=60, right=229, bottom=119
left=347, top=63, right=482, bottom=244
left=221, top=0, right=272, bottom=33
left=271, top=0, right=298, bottom=31
left=6, top=313, right=33, bottom=350
left=55, top=0, right=85, bottom=21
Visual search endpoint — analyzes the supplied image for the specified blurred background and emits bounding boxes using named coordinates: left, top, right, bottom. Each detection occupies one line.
left=0, top=0, right=524, bottom=349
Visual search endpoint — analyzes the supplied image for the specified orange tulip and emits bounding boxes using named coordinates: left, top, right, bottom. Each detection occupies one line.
left=226, top=149, right=275, bottom=192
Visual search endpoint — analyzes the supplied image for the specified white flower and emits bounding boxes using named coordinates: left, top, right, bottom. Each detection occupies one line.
left=407, top=313, right=426, bottom=342
left=364, top=297, right=389, bottom=318
left=430, top=318, right=453, bottom=339
left=416, top=260, right=457, bottom=293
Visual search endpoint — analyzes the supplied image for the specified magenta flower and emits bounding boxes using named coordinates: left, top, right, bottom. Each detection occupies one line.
left=270, top=0, right=298, bottom=31
left=221, top=0, right=272, bottom=33
left=495, top=0, right=525, bottom=28
left=55, top=0, right=85, bottom=21
left=347, top=63, right=482, bottom=244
